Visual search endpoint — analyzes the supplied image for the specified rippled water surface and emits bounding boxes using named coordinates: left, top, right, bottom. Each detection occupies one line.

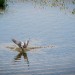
left=0, top=0, right=75, bottom=75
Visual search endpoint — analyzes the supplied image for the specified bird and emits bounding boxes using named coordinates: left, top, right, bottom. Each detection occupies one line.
left=12, top=39, right=29, bottom=49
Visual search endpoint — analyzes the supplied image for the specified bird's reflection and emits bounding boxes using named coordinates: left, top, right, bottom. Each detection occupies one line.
left=14, top=50, right=29, bottom=66
left=6, top=41, right=55, bottom=67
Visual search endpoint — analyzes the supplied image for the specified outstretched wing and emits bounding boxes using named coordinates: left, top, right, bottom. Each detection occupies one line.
left=26, top=40, right=29, bottom=46
left=12, top=39, right=21, bottom=48
left=23, top=40, right=30, bottom=48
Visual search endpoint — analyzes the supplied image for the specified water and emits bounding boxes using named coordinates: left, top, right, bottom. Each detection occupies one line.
left=0, top=0, right=75, bottom=75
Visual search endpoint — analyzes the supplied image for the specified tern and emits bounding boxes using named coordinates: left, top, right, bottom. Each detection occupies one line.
left=12, top=39, right=29, bottom=49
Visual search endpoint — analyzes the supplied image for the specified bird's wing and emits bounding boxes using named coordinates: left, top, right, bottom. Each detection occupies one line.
left=27, top=40, right=29, bottom=46
left=12, top=39, right=21, bottom=47
left=23, top=42, right=27, bottom=48
left=23, top=40, right=30, bottom=48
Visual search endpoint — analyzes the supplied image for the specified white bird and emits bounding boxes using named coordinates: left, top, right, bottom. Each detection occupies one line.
left=12, top=39, right=29, bottom=49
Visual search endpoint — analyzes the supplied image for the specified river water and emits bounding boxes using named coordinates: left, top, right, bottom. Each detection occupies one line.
left=0, top=0, right=75, bottom=75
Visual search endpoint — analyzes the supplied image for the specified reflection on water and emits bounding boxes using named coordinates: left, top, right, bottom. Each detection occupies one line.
left=14, top=51, right=29, bottom=66
left=6, top=42, right=56, bottom=66
left=0, top=7, right=6, bottom=14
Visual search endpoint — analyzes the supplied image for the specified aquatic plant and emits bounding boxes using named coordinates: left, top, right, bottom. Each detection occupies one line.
left=72, top=8, right=75, bottom=14
left=0, top=0, right=5, bottom=7
left=7, top=0, right=75, bottom=15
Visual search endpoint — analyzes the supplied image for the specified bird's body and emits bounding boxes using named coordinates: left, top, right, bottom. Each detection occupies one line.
left=21, top=42, right=24, bottom=47
left=12, top=39, right=29, bottom=49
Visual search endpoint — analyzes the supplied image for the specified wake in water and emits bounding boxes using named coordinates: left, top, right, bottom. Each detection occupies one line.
left=0, top=39, right=57, bottom=53
left=6, top=44, right=56, bottom=52
left=6, top=44, right=56, bottom=53
left=0, top=39, right=57, bottom=65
